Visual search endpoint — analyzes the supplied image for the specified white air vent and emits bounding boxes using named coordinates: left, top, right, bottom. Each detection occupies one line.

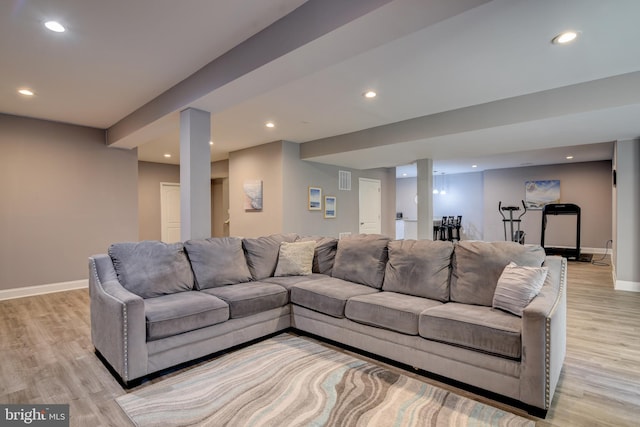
left=339, top=170, right=351, bottom=191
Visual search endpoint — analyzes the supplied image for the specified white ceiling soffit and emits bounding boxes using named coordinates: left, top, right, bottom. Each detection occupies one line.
left=0, top=0, right=309, bottom=128
left=395, top=141, right=614, bottom=178
left=141, top=0, right=640, bottom=170
left=131, top=0, right=491, bottom=154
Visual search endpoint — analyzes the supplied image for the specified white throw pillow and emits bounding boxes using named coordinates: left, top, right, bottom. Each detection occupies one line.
left=274, top=241, right=316, bottom=276
left=492, top=262, right=548, bottom=316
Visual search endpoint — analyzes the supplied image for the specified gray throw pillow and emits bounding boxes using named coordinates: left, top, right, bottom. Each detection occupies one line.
left=108, top=241, right=194, bottom=298
left=274, top=241, right=316, bottom=276
left=297, top=236, right=338, bottom=275
left=331, top=234, right=390, bottom=289
left=450, top=241, right=546, bottom=306
left=382, top=239, right=453, bottom=302
left=242, top=233, right=298, bottom=280
left=184, top=237, right=252, bottom=289
left=492, top=262, right=548, bottom=316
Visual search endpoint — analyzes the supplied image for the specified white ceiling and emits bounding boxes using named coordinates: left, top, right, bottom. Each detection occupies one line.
left=2, top=0, right=639, bottom=175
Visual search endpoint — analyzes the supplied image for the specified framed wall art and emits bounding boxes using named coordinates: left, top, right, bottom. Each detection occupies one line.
left=525, top=180, right=560, bottom=209
left=308, top=187, right=322, bottom=210
left=324, top=196, right=336, bottom=218
left=243, top=179, right=263, bottom=211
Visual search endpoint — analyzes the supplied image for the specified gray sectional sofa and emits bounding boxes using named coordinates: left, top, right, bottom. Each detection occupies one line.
left=89, top=233, right=566, bottom=415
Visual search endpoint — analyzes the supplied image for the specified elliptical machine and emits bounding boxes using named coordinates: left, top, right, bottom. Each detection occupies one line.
left=499, top=200, right=527, bottom=244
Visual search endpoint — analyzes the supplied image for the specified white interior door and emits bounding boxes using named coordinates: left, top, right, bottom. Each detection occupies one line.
left=359, top=178, right=381, bottom=234
left=161, top=182, right=181, bottom=243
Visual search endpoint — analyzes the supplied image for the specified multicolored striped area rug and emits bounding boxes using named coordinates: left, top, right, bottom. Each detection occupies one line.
left=116, top=334, right=534, bottom=426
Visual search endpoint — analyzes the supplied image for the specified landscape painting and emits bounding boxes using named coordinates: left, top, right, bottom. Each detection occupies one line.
left=525, top=180, right=560, bottom=209
left=308, top=187, right=322, bottom=210
left=243, top=179, right=263, bottom=211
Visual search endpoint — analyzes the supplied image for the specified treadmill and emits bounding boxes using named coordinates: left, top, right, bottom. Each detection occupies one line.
left=540, top=203, right=581, bottom=259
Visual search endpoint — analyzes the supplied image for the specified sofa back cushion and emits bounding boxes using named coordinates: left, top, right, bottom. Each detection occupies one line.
left=242, top=233, right=298, bottom=280
left=184, top=237, right=252, bottom=289
left=331, top=234, right=390, bottom=289
left=108, top=241, right=194, bottom=298
left=297, top=236, right=338, bottom=275
left=382, top=240, right=453, bottom=302
left=450, top=241, right=546, bottom=306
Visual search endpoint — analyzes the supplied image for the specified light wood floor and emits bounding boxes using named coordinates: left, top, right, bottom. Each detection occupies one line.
left=1, top=257, right=639, bottom=426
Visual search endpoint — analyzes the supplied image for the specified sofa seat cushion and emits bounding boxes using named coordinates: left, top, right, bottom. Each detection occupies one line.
left=144, top=291, right=229, bottom=341
left=345, top=292, right=442, bottom=335
left=290, top=277, right=379, bottom=318
left=419, top=303, right=522, bottom=359
left=262, top=273, right=328, bottom=293
left=202, top=282, right=288, bottom=319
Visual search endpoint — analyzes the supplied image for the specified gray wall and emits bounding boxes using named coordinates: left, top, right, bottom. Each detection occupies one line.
left=0, top=114, right=138, bottom=291
left=228, top=141, right=395, bottom=238
left=614, top=139, right=640, bottom=287
left=138, top=161, right=180, bottom=241
left=282, top=142, right=396, bottom=239
left=395, top=161, right=611, bottom=248
left=483, top=161, right=612, bottom=248
left=229, top=141, right=284, bottom=237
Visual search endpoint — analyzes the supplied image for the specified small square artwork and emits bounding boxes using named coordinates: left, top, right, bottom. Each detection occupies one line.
left=308, top=187, right=322, bottom=210
left=525, top=180, right=560, bottom=209
left=324, top=196, right=336, bottom=218
left=243, top=180, right=263, bottom=211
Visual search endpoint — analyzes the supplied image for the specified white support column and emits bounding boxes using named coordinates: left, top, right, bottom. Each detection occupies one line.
left=180, top=108, right=211, bottom=241
left=416, top=159, right=434, bottom=240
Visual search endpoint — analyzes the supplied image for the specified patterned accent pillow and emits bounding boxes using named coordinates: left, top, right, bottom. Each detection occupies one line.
left=274, top=241, right=316, bottom=276
left=492, top=262, right=548, bottom=316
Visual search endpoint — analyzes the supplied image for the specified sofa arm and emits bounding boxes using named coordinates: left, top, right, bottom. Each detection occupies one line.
left=519, top=255, right=567, bottom=411
left=89, top=255, right=147, bottom=383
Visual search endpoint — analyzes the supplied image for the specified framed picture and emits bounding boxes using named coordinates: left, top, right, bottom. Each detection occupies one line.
left=308, top=187, right=322, bottom=210
left=243, top=179, right=263, bottom=211
left=324, top=196, right=336, bottom=218
left=525, top=180, right=560, bottom=210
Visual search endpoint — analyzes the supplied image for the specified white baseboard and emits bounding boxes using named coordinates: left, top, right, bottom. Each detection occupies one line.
left=0, top=279, right=88, bottom=301
left=615, top=280, right=640, bottom=292
left=581, top=246, right=610, bottom=255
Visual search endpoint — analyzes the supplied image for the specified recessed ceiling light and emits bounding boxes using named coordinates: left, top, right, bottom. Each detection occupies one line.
left=566, top=155, right=574, bottom=160
left=44, top=21, right=66, bottom=33
left=18, top=88, right=34, bottom=96
left=471, top=164, right=478, bottom=168
left=363, top=90, right=377, bottom=99
left=163, top=153, right=171, bottom=158
left=552, top=31, right=577, bottom=45
left=209, top=141, right=214, bottom=146
left=265, top=121, right=275, bottom=128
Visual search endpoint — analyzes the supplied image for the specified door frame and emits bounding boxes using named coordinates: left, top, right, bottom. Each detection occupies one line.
left=160, top=182, right=180, bottom=242
left=358, top=177, right=382, bottom=234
